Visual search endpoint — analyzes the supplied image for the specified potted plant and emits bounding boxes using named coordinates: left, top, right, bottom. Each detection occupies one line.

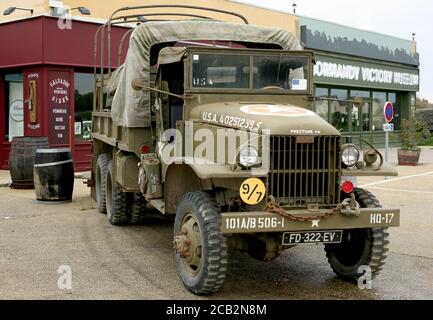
left=398, top=114, right=431, bottom=166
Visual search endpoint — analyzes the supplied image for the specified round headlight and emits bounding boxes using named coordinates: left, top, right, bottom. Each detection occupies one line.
left=239, top=147, right=260, bottom=168
left=342, top=145, right=360, bottom=168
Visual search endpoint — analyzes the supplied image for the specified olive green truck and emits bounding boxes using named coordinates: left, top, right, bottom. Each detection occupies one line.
left=90, top=6, right=400, bottom=295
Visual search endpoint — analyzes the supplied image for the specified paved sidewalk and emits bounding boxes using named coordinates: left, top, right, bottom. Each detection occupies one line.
left=0, top=170, right=11, bottom=187
left=0, top=147, right=432, bottom=299
left=378, top=146, right=433, bottom=166
left=0, top=170, right=91, bottom=187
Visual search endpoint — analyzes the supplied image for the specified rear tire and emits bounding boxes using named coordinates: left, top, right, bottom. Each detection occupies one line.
left=129, top=193, right=147, bottom=225
left=325, top=188, right=389, bottom=281
left=105, top=160, right=128, bottom=226
left=174, top=192, right=228, bottom=295
left=95, top=154, right=111, bottom=214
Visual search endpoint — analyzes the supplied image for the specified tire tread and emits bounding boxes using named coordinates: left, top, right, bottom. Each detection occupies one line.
left=96, top=154, right=111, bottom=214
left=175, top=192, right=228, bottom=295
left=325, top=188, right=390, bottom=281
left=106, top=161, right=128, bottom=226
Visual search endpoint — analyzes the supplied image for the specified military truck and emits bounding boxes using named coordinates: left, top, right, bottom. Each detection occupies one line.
left=90, top=6, right=400, bottom=295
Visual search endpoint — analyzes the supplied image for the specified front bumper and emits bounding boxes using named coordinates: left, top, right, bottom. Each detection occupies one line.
left=221, top=208, right=400, bottom=234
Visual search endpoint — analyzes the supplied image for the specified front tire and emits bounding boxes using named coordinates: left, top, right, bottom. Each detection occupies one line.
left=325, top=188, right=390, bottom=281
left=105, top=160, right=128, bottom=226
left=174, top=192, right=228, bottom=295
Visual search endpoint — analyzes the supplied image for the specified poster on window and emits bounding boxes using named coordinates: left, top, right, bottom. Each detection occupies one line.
left=49, top=71, right=71, bottom=145
left=74, top=122, right=82, bottom=135
left=82, top=121, right=92, bottom=140
left=8, top=82, right=24, bottom=141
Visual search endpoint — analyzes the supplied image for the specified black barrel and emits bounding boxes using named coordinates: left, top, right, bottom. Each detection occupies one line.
left=9, top=137, right=49, bottom=189
left=34, top=148, right=74, bottom=203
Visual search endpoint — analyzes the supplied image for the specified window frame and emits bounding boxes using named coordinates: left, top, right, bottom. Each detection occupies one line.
left=2, top=71, right=24, bottom=142
left=73, top=71, right=94, bottom=142
left=314, top=85, right=403, bottom=134
left=186, top=47, right=314, bottom=96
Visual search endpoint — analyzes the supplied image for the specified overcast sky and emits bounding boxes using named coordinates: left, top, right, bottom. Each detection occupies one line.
left=242, top=0, right=433, bottom=101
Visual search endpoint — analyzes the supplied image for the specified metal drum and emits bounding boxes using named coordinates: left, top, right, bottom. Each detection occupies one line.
left=9, top=136, right=49, bottom=189
left=34, top=148, right=74, bottom=203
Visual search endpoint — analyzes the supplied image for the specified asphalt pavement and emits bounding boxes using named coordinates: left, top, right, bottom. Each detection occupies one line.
left=0, top=147, right=432, bottom=300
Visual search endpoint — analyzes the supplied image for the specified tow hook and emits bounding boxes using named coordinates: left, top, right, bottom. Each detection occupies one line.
left=340, top=193, right=361, bottom=217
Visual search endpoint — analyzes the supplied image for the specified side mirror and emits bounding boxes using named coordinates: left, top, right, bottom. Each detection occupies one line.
left=132, top=79, right=146, bottom=91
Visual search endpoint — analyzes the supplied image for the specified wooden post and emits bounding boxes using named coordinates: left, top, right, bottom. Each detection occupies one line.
left=69, top=115, right=73, bottom=152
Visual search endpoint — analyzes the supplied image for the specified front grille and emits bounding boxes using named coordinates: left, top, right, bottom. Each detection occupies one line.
left=268, top=136, right=341, bottom=208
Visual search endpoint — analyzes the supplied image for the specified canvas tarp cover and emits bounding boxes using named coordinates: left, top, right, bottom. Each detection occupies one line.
left=106, top=64, right=124, bottom=95
left=111, top=20, right=302, bottom=127
left=157, top=47, right=188, bottom=65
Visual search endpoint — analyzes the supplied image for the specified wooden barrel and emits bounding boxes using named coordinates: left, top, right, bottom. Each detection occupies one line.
left=9, top=137, right=49, bottom=189
left=34, top=148, right=74, bottom=203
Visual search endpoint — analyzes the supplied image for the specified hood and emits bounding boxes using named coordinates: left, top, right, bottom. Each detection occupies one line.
left=190, top=102, right=340, bottom=136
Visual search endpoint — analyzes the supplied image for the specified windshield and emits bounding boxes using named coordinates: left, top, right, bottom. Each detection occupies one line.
left=253, top=56, right=308, bottom=90
left=192, top=54, right=249, bottom=88
left=191, top=52, right=309, bottom=91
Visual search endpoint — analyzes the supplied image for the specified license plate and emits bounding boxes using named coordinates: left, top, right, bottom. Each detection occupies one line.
left=282, top=230, right=343, bottom=245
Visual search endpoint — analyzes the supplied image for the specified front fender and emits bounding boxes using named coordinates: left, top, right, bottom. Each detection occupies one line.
left=163, top=157, right=268, bottom=180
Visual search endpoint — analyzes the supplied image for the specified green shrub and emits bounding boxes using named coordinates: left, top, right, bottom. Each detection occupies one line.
left=419, top=136, right=433, bottom=147
left=400, top=114, right=431, bottom=151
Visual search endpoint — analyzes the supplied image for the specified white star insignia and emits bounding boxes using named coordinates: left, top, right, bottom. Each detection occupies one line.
left=312, top=220, right=320, bottom=228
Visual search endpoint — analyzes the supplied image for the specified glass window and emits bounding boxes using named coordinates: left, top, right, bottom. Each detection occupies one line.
left=192, top=54, right=249, bottom=88
left=329, top=89, right=349, bottom=132
left=3, top=73, right=24, bottom=142
left=350, top=90, right=370, bottom=132
left=372, top=92, right=386, bottom=132
left=74, top=73, right=94, bottom=142
left=253, top=56, right=309, bottom=91
left=388, top=92, right=401, bottom=130
left=315, top=87, right=329, bottom=121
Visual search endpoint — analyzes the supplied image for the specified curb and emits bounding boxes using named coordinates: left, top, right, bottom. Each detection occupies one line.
left=0, top=182, right=11, bottom=188
left=74, top=175, right=90, bottom=180
left=74, top=171, right=91, bottom=180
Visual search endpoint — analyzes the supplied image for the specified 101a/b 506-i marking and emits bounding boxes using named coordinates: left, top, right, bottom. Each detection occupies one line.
left=225, top=217, right=284, bottom=230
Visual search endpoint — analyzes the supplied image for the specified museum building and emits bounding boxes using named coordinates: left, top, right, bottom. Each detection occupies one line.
left=299, top=16, right=420, bottom=147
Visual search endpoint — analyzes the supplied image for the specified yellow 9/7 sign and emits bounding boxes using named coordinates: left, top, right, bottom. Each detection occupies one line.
left=240, top=178, right=266, bottom=205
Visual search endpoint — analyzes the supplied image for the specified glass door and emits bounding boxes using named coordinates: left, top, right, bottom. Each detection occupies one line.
left=350, top=90, right=371, bottom=144
left=5, top=74, right=24, bottom=141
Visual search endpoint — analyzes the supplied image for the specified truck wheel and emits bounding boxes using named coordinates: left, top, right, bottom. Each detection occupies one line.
left=105, top=160, right=128, bottom=226
left=129, top=193, right=147, bottom=225
left=174, top=192, right=228, bottom=295
left=96, top=154, right=111, bottom=214
left=325, top=188, right=389, bottom=282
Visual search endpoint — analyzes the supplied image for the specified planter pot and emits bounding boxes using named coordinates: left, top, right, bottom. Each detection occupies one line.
left=398, top=149, right=421, bottom=166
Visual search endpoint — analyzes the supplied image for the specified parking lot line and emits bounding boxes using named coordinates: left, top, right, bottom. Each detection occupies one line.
left=360, top=171, right=433, bottom=188
left=366, top=187, right=433, bottom=194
